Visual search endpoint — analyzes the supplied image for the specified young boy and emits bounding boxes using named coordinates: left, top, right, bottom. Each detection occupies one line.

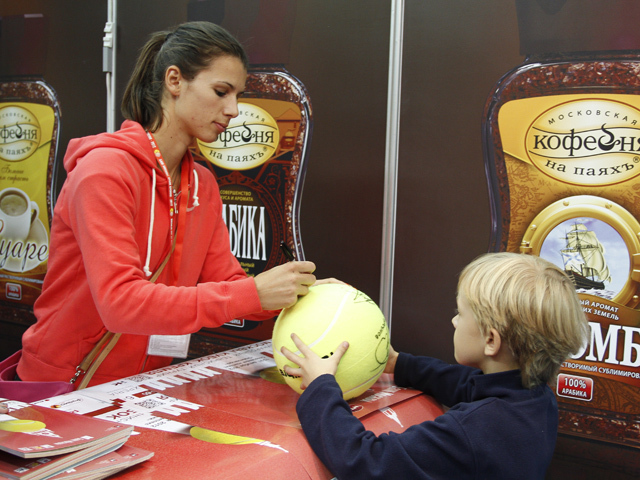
left=281, top=252, right=588, bottom=479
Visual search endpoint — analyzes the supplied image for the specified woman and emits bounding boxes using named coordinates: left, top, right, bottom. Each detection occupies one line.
left=17, top=22, right=319, bottom=387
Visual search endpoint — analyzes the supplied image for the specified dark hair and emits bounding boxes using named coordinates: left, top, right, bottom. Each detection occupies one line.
left=121, top=21, right=248, bottom=131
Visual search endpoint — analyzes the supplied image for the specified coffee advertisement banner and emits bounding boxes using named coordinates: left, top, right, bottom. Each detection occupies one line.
left=188, top=66, right=312, bottom=355
left=488, top=93, right=640, bottom=447
left=0, top=85, right=58, bottom=307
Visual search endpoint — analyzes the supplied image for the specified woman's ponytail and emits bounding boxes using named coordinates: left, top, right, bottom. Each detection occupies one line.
left=121, top=22, right=248, bottom=132
left=121, top=31, right=168, bottom=130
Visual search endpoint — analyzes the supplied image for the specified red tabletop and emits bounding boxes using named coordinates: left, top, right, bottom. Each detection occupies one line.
left=34, top=342, right=445, bottom=479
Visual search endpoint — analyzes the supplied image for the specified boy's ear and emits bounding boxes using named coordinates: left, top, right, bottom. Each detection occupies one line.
left=484, top=328, right=502, bottom=357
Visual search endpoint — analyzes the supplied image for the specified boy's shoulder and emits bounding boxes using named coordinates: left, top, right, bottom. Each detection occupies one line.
left=449, top=371, right=555, bottom=418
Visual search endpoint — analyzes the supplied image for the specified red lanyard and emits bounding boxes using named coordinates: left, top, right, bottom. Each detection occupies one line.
left=146, top=130, right=188, bottom=282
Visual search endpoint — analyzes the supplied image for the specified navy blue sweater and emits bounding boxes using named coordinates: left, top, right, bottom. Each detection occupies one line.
left=296, top=353, right=558, bottom=479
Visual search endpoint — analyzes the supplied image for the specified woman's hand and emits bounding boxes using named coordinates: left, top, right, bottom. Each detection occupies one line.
left=254, top=261, right=317, bottom=310
left=280, top=333, right=349, bottom=390
left=0, top=403, right=8, bottom=414
left=312, top=277, right=346, bottom=286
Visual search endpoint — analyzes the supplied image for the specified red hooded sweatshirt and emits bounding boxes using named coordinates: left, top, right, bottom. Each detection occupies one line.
left=18, top=121, right=274, bottom=385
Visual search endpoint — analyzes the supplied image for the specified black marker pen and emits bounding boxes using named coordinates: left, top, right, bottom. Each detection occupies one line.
left=280, top=241, right=296, bottom=261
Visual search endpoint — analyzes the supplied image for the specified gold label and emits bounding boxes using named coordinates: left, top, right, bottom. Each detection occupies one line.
left=0, top=105, right=42, bottom=162
left=500, top=95, right=640, bottom=186
left=197, top=103, right=280, bottom=170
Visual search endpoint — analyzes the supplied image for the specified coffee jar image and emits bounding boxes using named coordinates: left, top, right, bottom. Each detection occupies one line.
left=0, top=14, right=57, bottom=304
left=482, top=0, right=640, bottom=456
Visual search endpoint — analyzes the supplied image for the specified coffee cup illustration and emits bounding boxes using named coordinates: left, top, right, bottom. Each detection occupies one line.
left=0, top=188, right=39, bottom=243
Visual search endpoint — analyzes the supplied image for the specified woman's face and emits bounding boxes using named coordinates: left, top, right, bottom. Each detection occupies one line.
left=172, top=55, right=247, bottom=144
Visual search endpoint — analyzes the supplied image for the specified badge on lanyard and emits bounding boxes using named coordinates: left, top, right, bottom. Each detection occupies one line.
left=147, top=334, right=191, bottom=358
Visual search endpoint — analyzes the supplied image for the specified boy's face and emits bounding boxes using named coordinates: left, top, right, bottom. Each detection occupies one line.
left=452, top=294, right=487, bottom=369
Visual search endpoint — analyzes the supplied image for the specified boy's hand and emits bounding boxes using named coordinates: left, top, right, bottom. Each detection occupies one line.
left=281, top=333, right=349, bottom=390
left=384, top=345, right=399, bottom=374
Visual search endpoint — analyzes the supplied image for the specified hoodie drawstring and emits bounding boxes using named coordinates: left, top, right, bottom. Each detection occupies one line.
left=143, top=168, right=200, bottom=277
left=189, top=169, right=200, bottom=209
left=143, top=169, right=157, bottom=277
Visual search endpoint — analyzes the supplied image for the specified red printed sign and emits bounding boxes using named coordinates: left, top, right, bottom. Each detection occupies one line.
left=557, top=374, right=593, bottom=402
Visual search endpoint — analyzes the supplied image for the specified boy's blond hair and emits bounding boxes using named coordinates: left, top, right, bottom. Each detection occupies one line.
left=457, top=252, right=588, bottom=389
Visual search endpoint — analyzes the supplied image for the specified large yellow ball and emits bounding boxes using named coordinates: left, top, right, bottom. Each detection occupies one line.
left=272, top=283, right=389, bottom=400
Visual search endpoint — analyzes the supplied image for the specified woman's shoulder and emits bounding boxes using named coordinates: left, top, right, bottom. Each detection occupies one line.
left=64, top=123, right=151, bottom=178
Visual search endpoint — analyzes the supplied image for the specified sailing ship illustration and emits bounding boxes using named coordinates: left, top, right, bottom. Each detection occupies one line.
left=560, top=223, right=611, bottom=290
